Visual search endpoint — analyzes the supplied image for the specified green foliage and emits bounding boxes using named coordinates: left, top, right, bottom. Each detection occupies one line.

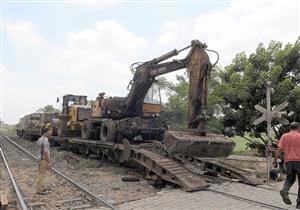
left=231, top=135, right=253, bottom=153
left=160, top=75, right=189, bottom=130
left=37, top=105, right=60, bottom=113
left=159, top=38, right=300, bottom=155
left=245, top=141, right=266, bottom=156
left=214, top=37, right=300, bottom=153
left=160, top=69, right=224, bottom=132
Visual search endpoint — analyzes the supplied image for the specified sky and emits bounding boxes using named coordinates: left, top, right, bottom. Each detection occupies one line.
left=1, top=0, right=299, bottom=124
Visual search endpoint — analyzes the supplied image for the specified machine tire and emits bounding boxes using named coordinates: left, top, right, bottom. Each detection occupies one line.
left=57, top=119, right=67, bottom=137
left=100, top=119, right=116, bottom=142
left=50, top=118, right=60, bottom=136
left=57, top=115, right=69, bottom=137
left=57, top=120, right=63, bottom=137
left=81, top=121, right=94, bottom=139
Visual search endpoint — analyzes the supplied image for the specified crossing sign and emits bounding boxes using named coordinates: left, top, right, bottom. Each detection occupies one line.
left=253, top=101, right=289, bottom=125
left=252, top=81, right=289, bottom=183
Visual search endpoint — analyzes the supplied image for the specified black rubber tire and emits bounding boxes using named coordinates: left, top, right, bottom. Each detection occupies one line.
left=100, top=120, right=116, bottom=142
left=81, top=121, right=94, bottom=139
left=57, top=118, right=68, bottom=137
left=57, top=120, right=63, bottom=137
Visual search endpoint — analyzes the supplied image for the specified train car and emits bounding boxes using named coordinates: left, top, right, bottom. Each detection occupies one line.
left=16, top=112, right=59, bottom=140
left=16, top=113, right=42, bottom=140
left=16, top=115, right=27, bottom=138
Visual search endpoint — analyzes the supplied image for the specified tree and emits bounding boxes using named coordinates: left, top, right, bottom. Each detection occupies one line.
left=159, top=38, right=300, bottom=155
left=214, top=37, right=300, bottom=152
left=159, top=67, right=224, bottom=132
left=159, top=74, right=189, bottom=130
left=37, top=105, right=60, bottom=113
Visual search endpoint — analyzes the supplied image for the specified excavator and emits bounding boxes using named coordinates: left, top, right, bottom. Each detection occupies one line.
left=15, top=40, right=261, bottom=191
left=80, top=40, right=234, bottom=158
left=59, top=40, right=262, bottom=191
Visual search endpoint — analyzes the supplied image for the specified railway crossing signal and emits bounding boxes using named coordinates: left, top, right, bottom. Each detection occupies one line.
left=253, top=101, right=289, bottom=126
left=252, top=81, right=289, bottom=182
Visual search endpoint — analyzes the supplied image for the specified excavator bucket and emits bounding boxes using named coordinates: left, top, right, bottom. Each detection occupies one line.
left=163, top=130, right=235, bottom=158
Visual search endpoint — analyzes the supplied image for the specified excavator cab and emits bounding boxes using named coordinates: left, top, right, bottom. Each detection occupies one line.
left=142, top=83, right=161, bottom=117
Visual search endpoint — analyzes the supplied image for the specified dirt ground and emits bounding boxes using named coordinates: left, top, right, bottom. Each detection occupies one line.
left=6, top=135, right=160, bottom=205
left=4, top=133, right=289, bottom=209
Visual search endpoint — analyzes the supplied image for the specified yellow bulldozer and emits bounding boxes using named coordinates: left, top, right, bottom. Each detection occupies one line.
left=50, top=94, right=91, bottom=137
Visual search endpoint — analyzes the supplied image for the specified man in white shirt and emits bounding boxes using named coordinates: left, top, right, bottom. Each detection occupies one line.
left=36, top=128, right=52, bottom=195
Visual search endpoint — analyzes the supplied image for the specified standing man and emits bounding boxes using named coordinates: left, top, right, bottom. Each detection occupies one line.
left=273, top=122, right=300, bottom=208
left=36, top=128, right=52, bottom=195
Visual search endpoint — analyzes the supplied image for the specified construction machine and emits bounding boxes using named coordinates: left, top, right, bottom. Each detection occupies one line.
left=54, top=41, right=263, bottom=191
left=13, top=40, right=260, bottom=191
left=51, top=94, right=91, bottom=137
left=81, top=40, right=234, bottom=158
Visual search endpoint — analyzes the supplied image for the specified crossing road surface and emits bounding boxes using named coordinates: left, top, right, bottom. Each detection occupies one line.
left=120, top=182, right=298, bottom=210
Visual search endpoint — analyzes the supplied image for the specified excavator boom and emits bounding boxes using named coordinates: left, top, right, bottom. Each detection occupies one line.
left=125, top=40, right=211, bottom=134
left=83, top=40, right=235, bottom=158
left=124, top=40, right=235, bottom=157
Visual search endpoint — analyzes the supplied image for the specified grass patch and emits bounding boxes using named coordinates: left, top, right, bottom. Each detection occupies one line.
left=231, top=136, right=252, bottom=153
left=230, top=135, right=265, bottom=154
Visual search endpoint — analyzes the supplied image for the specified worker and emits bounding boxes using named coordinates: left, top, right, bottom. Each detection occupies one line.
left=273, top=122, right=300, bottom=208
left=36, top=128, right=52, bottom=195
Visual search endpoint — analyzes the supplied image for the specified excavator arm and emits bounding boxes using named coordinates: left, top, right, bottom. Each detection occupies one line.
left=124, top=40, right=212, bottom=135
left=82, top=40, right=234, bottom=158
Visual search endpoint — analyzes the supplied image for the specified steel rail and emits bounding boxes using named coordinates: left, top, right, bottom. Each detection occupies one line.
left=0, top=147, right=28, bottom=210
left=201, top=169, right=298, bottom=197
left=4, top=133, right=290, bottom=210
left=0, top=133, right=119, bottom=210
left=206, top=171, right=299, bottom=197
left=255, top=185, right=298, bottom=196
left=208, top=189, right=288, bottom=210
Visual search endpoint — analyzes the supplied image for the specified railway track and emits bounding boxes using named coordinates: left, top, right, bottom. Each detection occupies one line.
left=207, top=188, right=288, bottom=210
left=2, top=133, right=294, bottom=210
left=0, top=147, right=23, bottom=210
left=0, top=133, right=118, bottom=210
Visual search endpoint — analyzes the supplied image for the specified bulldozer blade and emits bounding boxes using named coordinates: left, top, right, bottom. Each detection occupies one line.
left=163, top=130, right=235, bottom=158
